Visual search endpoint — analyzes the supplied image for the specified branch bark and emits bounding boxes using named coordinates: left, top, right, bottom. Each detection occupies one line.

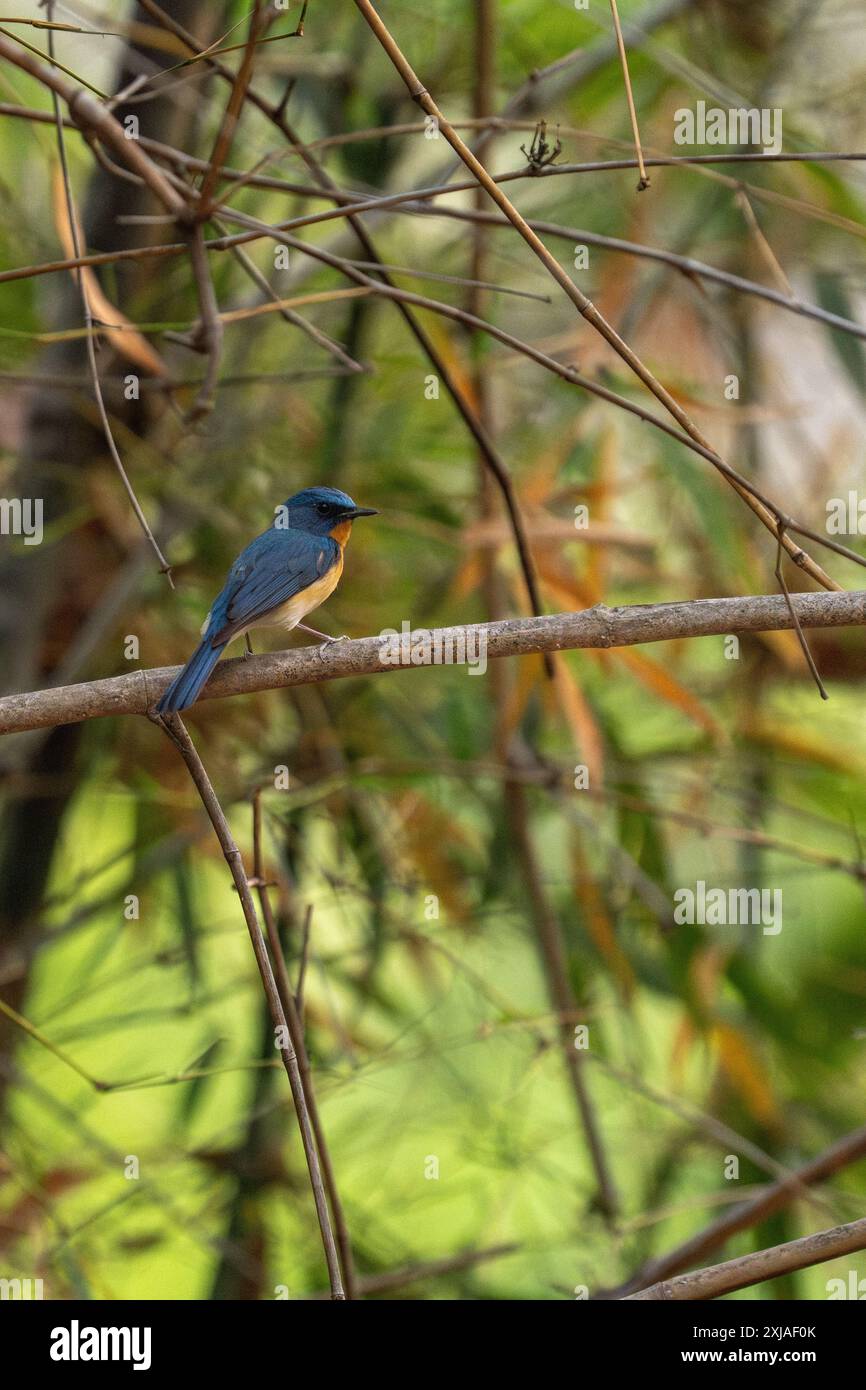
left=0, top=589, right=861, bottom=739
left=1, top=590, right=864, bottom=736
left=250, top=791, right=357, bottom=1299
left=155, top=713, right=345, bottom=1299
left=0, top=32, right=188, bottom=219
left=625, top=1215, right=866, bottom=1300
left=350, top=0, right=840, bottom=593
left=607, top=1121, right=866, bottom=1297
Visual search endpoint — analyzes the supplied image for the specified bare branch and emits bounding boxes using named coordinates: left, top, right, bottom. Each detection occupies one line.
left=608, top=1122, right=866, bottom=1297
left=609, top=0, right=650, bottom=189
left=215, top=217, right=366, bottom=373
left=183, top=223, right=224, bottom=422
left=625, top=1215, right=866, bottom=1300
left=0, top=590, right=863, bottom=736
left=44, top=7, right=174, bottom=583
left=0, top=33, right=188, bottom=219
left=350, top=0, right=841, bottom=595
left=196, top=1, right=267, bottom=217
left=154, top=713, right=345, bottom=1299
left=250, top=791, right=357, bottom=1299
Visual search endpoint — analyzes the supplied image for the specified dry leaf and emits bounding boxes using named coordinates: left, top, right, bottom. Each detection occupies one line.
left=52, top=164, right=168, bottom=379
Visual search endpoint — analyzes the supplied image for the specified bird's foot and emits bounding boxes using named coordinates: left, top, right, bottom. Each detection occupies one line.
left=297, top=623, right=349, bottom=659
left=316, top=633, right=349, bottom=661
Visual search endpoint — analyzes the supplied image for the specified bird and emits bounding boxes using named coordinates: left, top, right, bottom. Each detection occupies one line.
left=156, top=486, right=377, bottom=714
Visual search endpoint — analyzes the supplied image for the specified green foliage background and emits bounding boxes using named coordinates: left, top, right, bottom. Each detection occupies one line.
left=1, top=0, right=866, bottom=1300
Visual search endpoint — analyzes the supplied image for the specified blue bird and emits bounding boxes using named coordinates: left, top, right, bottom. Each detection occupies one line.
left=157, top=486, right=377, bottom=714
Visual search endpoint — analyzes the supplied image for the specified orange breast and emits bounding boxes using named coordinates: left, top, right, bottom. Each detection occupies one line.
left=329, top=519, right=353, bottom=547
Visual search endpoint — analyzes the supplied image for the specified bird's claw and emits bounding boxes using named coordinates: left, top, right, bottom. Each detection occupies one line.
left=317, top=634, right=349, bottom=661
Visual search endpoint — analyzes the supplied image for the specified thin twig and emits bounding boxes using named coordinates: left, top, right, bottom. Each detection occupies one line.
left=183, top=223, right=224, bottom=422
left=609, top=0, right=650, bottom=189
left=350, top=0, right=840, bottom=597
left=4, top=100, right=866, bottom=210
left=213, top=214, right=365, bottom=373
left=44, top=5, right=174, bottom=584
left=196, top=0, right=267, bottom=217
left=154, top=713, right=345, bottom=1299
left=735, top=189, right=796, bottom=298
left=0, top=997, right=104, bottom=1088
left=775, top=524, right=828, bottom=700
left=251, top=791, right=357, bottom=1299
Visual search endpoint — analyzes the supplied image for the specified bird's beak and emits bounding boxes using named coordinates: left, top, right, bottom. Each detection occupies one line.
left=346, top=506, right=378, bottom=518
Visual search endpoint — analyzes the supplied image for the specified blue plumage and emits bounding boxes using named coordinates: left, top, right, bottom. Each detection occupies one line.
left=157, top=487, right=377, bottom=714
left=157, top=637, right=225, bottom=714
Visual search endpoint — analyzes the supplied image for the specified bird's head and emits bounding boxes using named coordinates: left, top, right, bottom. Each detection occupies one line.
left=278, top=486, right=378, bottom=541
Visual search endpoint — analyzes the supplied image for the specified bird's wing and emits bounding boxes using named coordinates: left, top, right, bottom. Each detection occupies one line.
left=205, top=528, right=339, bottom=647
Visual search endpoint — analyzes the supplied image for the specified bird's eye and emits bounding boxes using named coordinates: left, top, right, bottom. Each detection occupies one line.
left=316, top=502, right=330, bottom=515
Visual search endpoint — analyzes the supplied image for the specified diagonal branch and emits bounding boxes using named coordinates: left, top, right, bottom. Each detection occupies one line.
left=625, top=1215, right=866, bottom=1300
left=196, top=0, right=267, bottom=217
left=44, top=6, right=174, bottom=583
left=250, top=790, right=358, bottom=1299
left=607, top=1122, right=866, bottom=1297
left=350, top=0, right=840, bottom=595
left=154, top=711, right=345, bottom=1299
left=183, top=222, right=224, bottom=422
left=609, top=0, right=650, bottom=189
left=0, top=32, right=188, bottom=219
left=133, top=0, right=552, bottom=660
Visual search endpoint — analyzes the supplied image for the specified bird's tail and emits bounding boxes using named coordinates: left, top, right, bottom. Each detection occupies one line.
left=157, top=637, right=226, bottom=714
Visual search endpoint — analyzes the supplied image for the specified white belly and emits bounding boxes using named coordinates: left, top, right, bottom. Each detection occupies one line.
left=253, top=587, right=326, bottom=632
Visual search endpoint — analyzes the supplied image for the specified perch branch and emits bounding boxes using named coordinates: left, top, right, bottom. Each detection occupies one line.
left=0, top=591, right=864, bottom=736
